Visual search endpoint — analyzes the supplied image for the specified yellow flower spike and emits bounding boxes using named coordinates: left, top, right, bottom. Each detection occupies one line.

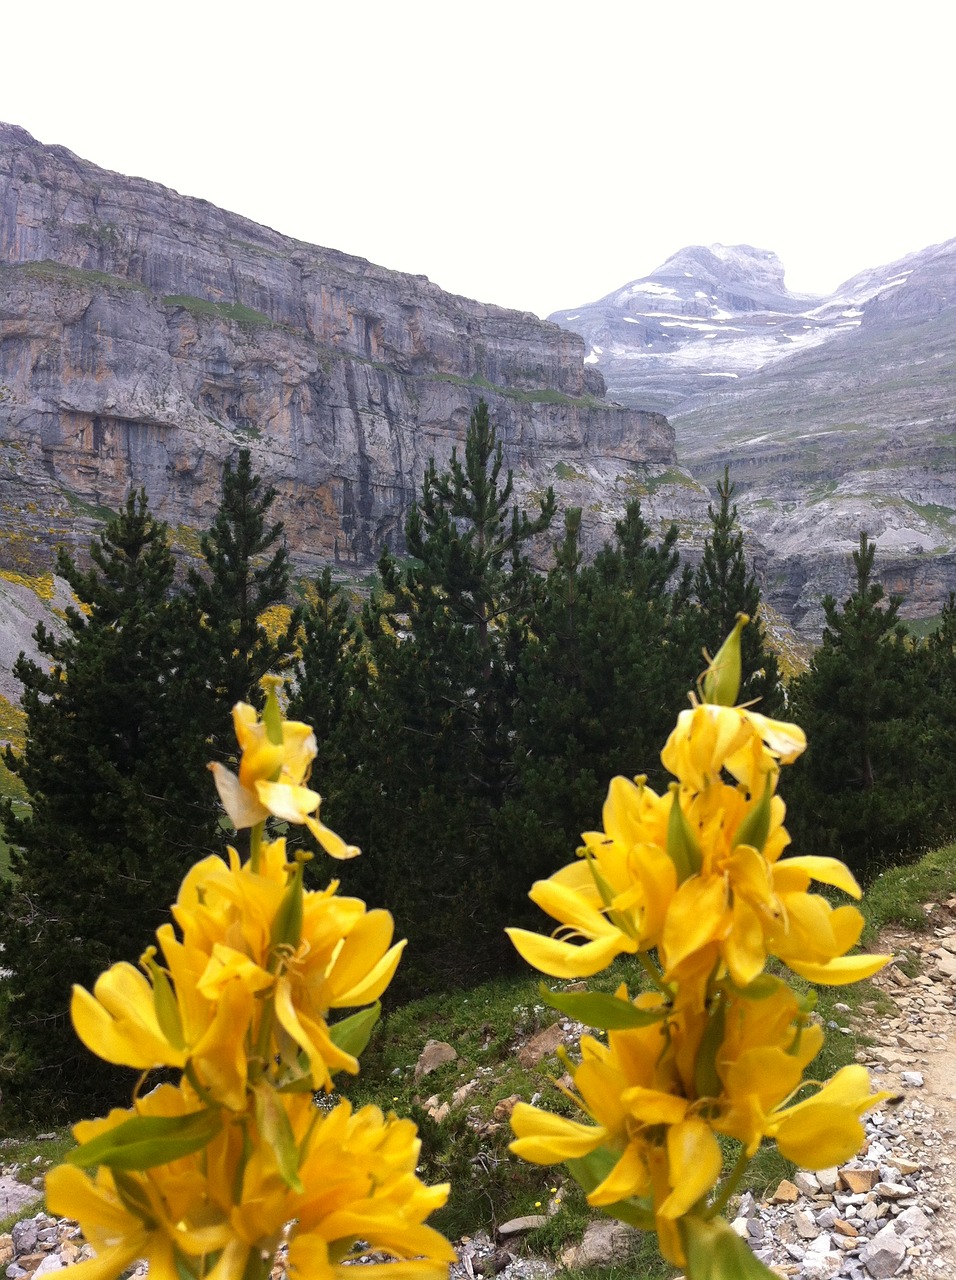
left=701, top=613, right=748, bottom=706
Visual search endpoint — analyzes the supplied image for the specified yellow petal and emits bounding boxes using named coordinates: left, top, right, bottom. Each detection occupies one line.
left=505, top=928, right=630, bottom=978
left=619, top=1087, right=688, bottom=1126
left=776, top=855, right=861, bottom=899
left=787, top=953, right=890, bottom=985
left=255, top=778, right=321, bottom=822
left=208, top=762, right=269, bottom=829
left=303, top=812, right=361, bottom=859
left=723, top=896, right=766, bottom=988
left=587, top=1140, right=649, bottom=1206
left=71, top=969, right=184, bottom=1070
left=509, top=1103, right=605, bottom=1163
left=659, top=1118, right=722, bottom=1219
left=661, top=875, right=727, bottom=973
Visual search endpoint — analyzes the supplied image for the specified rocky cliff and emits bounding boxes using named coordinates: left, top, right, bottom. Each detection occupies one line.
left=552, top=242, right=956, bottom=634
left=0, top=123, right=696, bottom=589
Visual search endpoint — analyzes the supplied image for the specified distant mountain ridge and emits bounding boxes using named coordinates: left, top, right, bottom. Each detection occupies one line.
left=551, top=240, right=956, bottom=634
left=549, top=241, right=944, bottom=416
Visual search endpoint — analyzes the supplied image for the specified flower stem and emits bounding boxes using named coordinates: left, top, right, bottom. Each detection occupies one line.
left=250, top=822, right=263, bottom=874
left=638, top=951, right=671, bottom=996
left=706, top=1145, right=750, bottom=1220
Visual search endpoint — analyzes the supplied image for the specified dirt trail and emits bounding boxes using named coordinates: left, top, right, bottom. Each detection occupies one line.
left=861, top=903, right=956, bottom=1277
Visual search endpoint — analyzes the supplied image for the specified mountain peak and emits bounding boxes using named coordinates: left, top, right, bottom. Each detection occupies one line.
left=651, top=243, right=789, bottom=293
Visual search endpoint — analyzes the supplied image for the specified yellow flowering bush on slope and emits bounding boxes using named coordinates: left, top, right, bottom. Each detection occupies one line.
left=46, top=678, right=454, bottom=1280
left=507, top=617, right=892, bottom=1280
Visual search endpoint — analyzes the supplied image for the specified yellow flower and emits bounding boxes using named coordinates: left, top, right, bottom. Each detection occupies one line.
left=660, top=702, right=806, bottom=794
left=46, top=1087, right=240, bottom=1280
left=507, top=775, right=675, bottom=977
left=287, top=1099, right=455, bottom=1280
left=764, top=1065, right=895, bottom=1168
left=209, top=683, right=358, bottom=859
left=510, top=993, right=721, bottom=1268
left=71, top=839, right=405, bottom=1102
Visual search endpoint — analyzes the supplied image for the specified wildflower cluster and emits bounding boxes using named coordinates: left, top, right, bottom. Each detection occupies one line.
left=47, top=680, right=454, bottom=1280
left=507, top=618, right=892, bottom=1279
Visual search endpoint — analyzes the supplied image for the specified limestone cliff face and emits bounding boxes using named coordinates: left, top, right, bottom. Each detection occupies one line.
left=0, top=123, right=689, bottom=579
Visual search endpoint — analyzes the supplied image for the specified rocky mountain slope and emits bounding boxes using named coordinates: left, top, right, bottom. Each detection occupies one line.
left=551, top=243, right=956, bottom=633
left=0, top=123, right=702, bottom=597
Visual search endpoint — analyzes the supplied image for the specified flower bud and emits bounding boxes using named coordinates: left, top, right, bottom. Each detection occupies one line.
left=701, top=614, right=749, bottom=706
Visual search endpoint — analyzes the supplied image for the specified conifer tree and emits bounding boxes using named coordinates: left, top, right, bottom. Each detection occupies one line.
left=0, top=493, right=205, bottom=1119
left=787, top=532, right=936, bottom=877
left=694, top=467, right=783, bottom=715
left=184, top=449, right=300, bottom=753
left=285, top=569, right=370, bottom=857
left=502, top=499, right=701, bottom=884
left=346, top=400, right=555, bottom=993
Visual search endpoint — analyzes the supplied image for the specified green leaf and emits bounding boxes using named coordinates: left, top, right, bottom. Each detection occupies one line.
left=270, top=859, right=304, bottom=952
left=540, top=983, right=666, bottom=1031
left=667, top=784, right=702, bottom=883
left=328, top=1001, right=381, bottom=1061
left=680, top=1215, right=781, bottom=1279
left=732, top=772, right=774, bottom=855
left=254, top=1084, right=303, bottom=1193
left=67, top=1107, right=223, bottom=1171
left=694, top=995, right=726, bottom=1100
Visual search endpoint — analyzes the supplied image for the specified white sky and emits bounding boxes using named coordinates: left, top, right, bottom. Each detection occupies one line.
left=3, top=0, right=955, bottom=319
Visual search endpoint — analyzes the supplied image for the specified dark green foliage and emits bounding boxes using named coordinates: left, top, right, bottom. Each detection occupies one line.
left=786, top=532, right=941, bottom=878
left=0, top=494, right=210, bottom=1120
left=184, top=449, right=300, bottom=755
left=694, top=468, right=783, bottom=715
left=285, top=569, right=370, bottom=855
left=337, top=401, right=556, bottom=995
left=502, top=501, right=702, bottom=882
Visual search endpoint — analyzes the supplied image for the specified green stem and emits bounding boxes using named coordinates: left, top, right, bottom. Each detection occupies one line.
left=250, top=821, right=263, bottom=874
left=638, top=951, right=671, bottom=996
left=184, top=1060, right=219, bottom=1108
left=706, top=1145, right=750, bottom=1220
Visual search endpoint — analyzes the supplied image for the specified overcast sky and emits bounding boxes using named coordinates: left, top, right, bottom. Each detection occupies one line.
left=3, top=1, right=954, bottom=318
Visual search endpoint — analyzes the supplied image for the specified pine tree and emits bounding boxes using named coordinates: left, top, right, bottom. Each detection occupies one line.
left=345, top=400, right=555, bottom=994
left=184, top=449, right=300, bottom=754
left=502, top=499, right=702, bottom=884
left=694, top=467, right=783, bottom=714
left=786, top=532, right=937, bottom=877
left=0, top=493, right=207, bottom=1119
left=285, top=569, right=370, bottom=855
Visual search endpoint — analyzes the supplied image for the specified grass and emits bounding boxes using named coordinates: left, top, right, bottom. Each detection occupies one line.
left=6, top=261, right=149, bottom=293
left=162, top=296, right=273, bottom=328
left=861, top=839, right=956, bottom=940
left=0, top=1129, right=74, bottom=1232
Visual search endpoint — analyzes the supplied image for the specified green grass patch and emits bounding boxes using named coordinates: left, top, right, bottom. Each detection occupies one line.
left=162, top=295, right=274, bottom=328
left=552, top=461, right=589, bottom=482
left=0, top=1128, right=74, bottom=1228
left=901, top=613, right=944, bottom=639
left=7, top=260, right=149, bottom=293
left=861, top=840, right=956, bottom=940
